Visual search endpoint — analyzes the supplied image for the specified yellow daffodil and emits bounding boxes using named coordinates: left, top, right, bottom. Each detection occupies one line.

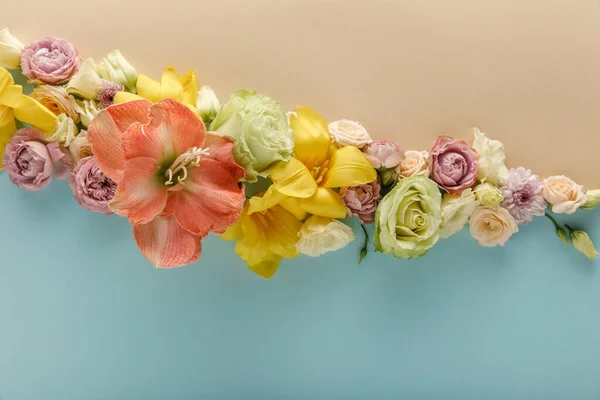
left=222, top=199, right=303, bottom=279
left=248, top=106, right=377, bottom=219
left=0, top=67, right=57, bottom=169
left=113, top=66, right=197, bottom=110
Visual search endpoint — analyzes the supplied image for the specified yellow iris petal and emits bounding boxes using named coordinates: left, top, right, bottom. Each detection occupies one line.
left=160, top=66, right=184, bottom=101
left=279, top=197, right=309, bottom=220
left=113, top=91, right=145, bottom=104
left=136, top=74, right=162, bottom=102
left=295, top=187, right=347, bottom=219
left=248, top=186, right=288, bottom=215
left=271, top=158, right=318, bottom=198
left=264, top=206, right=303, bottom=258
left=321, top=146, right=377, bottom=188
left=180, top=68, right=198, bottom=106
left=290, top=106, right=332, bottom=170
left=124, top=67, right=198, bottom=110
left=0, top=105, right=16, bottom=169
left=12, top=95, right=57, bottom=134
left=247, top=255, right=283, bottom=279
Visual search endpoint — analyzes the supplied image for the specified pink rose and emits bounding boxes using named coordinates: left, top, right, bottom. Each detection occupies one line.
left=429, top=136, right=478, bottom=194
left=339, top=180, right=381, bottom=224
left=20, top=36, right=81, bottom=84
left=2, top=128, right=71, bottom=191
left=363, top=140, right=404, bottom=169
left=69, top=156, right=117, bottom=215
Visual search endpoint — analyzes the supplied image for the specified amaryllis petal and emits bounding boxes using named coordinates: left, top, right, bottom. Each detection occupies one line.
left=203, top=132, right=246, bottom=181
left=105, top=99, right=151, bottom=134
left=133, top=215, right=202, bottom=269
left=122, top=122, right=164, bottom=161
left=109, top=157, right=167, bottom=224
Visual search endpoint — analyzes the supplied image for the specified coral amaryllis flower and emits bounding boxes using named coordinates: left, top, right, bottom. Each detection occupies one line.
left=248, top=106, right=377, bottom=219
left=88, top=98, right=245, bottom=268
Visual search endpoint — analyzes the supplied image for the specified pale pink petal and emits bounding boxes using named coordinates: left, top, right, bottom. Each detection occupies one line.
left=122, top=122, right=163, bottom=160
left=109, top=157, right=167, bottom=224
left=165, top=158, right=245, bottom=237
left=133, top=215, right=202, bottom=269
left=145, top=99, right=206, bottom=159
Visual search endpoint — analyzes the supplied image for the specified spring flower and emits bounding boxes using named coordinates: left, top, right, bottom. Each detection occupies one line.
left=222, top=199, right=302, bottom=279
left=374, top=175, right=443, bottom=258
left=30, top=85, right=79, bottom=123
left=296, top=216, right=355, bottom=257
left=0, top=67, right=57, bottom=168
left=68, top=130, right=93, bottom=162
left=501, top=167, right=546, bottom=224
left=46, top=114, right=77, bottom=147
left=472, top=128, right=508, bottom=186
left=69, top=156, right=117, bottom=215
left=73, top=99, right=99, bottom=128
left=340, top=180, right=381, bottom=224
left=88, top=98, right=245, bottom=268
left=196, top=85, right=220, bottom=124
left=0, top=27, right=24, bottom=69
left=66, top=58, right=116, bottom=100
left=97, top=82, right=122, bottom=109
left=328, top=119, right=372, bottom=148
left=469, top=206, right=519, bottom=246
left=474, top=182, right=504, bottom=208
left=248, top=106, right=377, bottom=220
left=568, top=228, right=599, bottom=260
left=97, top=50, right=138, bottom=93
left=380, top=168, right=398, bottom=187
left=440, top=188, right=479, bottom=238
left=542, top=175, right=587, bottom=214
left=430, top=136, right=478, bottom=194
left=363, top=140, right=403, bottom=169
left=211, top=89, right=293, bottom=182
left=583, top=189, right=600, bottom=210
left=113, top=66, right=197, bottom=110
left=396, top=150, right=430, bottom=178
left=20, top=36, right=81, bottom=84
left=2, top=127, right=71, bottom=190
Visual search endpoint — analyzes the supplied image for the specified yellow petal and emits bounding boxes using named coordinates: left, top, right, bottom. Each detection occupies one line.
left=180, top=68, right=198, bottom=107
left=264, top=206, right=302, bottom=258
left=290, top=106, right=332, bottom=170
left=271, top=158, right=318, bottom=198
left=321, top=146, right=377, bottom=188
left=248, top=186, right=288, bottom=215
left=0, top=67, right=14, bottom=92
left=136, top=74, right=162, bottom=102
left=296, top=187, right=347, bottom=219
left=12, top=95, right=57, bottom=134
left=113, top=91, right=146, bottom=104
left=0, top=105, right=16, bottom=169
left=160, top=66, right=184, bottom=102
left=279, top=197, right=310, bottom=220
left=247, top=255, right=283, bottom=279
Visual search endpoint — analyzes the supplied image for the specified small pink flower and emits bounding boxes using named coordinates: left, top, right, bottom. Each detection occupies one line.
left=340, top=180, right=381, bottom=224
left=20, top=36, right=81, bottom=84
left=69, top=156, right=117, bottom=215
left=363, top=140, right=404, bottom=169
left=2, top=128, right=71, bottom=191
left=429, top=136, right=478, bottom=194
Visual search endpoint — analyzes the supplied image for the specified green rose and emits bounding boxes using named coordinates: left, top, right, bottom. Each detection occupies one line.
left=210, top=89, right=293, bottom=182
left=374, top=175, right=443, bottom=258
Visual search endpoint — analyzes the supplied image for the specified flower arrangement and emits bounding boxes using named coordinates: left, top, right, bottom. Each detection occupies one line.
left=1, top=28, right=598, bottom=278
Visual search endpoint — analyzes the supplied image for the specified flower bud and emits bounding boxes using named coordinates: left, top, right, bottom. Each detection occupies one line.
left=556, top=226, right=569, bottom=245
left=0, top=27, right=24, bottom=69
left=97, top=50, right=138, bottom=93
left=569, top=227, right=599, bottom=260
left=380, top=168, right=398, bottom=188
left=583, top=189, right=600, bottom=210
left=196, top=86, right=220, bottom=124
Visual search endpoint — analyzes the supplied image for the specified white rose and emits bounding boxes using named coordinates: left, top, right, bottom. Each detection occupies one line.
left=583, top=189, right=600, bottom=210
left=196, top=86, right=220, bottom=124
left=296, top=215, right=355, bottom=257
left=469, top=206, right=518, bottom=247
left=395, top=150, right=429, bottom=178
left=328, top=119, right=372, bottom=148
left=441, top=188, right=479, bottom=238
left=0, top=27, right=24, bottom=69
left=474, top=182, right=504, bottom=207
left=97, top=50, right=138, bottom=93
left=68, top=130, right=93, bottom=162
left=46, top=114, right=77, bottom=146
left=74, top=99, right=100, bottom=128
left=542, top=175, right=587, bottom=214
left=472, top=128, right=509, bottom=186
left=66, top=58, right=104, bottom=100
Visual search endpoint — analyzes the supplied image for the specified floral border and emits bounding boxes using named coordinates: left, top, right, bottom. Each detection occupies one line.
left=1, top=29, right=598, bottom=278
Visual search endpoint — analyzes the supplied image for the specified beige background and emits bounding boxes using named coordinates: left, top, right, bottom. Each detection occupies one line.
left=2, top=0, right=600, bottom=186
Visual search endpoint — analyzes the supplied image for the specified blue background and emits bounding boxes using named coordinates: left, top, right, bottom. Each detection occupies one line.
left=1, top=176, right=600, bottom=400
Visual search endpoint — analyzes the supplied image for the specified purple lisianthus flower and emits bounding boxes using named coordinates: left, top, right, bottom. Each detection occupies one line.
left=339, top=180, right=381, bottom=224
left=69, top=156, right=117, bottom=215
left=429, top=136, right=478, bottom=194
left=97, top=82, right=122, bottom=109
left=363, top=140, right=404, bottom=169
left=2, top=128, right=71, bottom=191
left=501, top=167, right=546, bottom=224
left=20, top=36, right=81, bottom=84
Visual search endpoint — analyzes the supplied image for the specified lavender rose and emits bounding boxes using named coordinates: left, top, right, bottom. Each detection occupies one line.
left=2, top=128, right=71, bottom=191
left=429, top=136, right=478, bottom=194
left=339, top=180, right=381, bottom=224
left=363, top=140, right=404, bottom=169
left=69, top=156, right=117, bottom=214
left=20, top=36, right=81, bottom=84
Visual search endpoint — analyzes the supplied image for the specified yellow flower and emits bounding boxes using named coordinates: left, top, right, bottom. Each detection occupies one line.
left=113, top=66, right=198, bottom=110
left=222, top=199, right=303, bottom=279
left=248, top=106, right=377, bottom=219
left=0, top=67, right=57, bottom=169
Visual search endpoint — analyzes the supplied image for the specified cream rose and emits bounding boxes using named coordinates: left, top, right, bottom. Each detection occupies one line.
left=296, top=216, right=355, bottom=257
left=68, top=130, right=93, bottom=162
left=395, top=150, right=430, bottom=179
left=46, top=114, right=77, bottom=146
left=474, top=183, right=504, bottom=208
left=469, top=206, right=518, bottom=247
left=472, top=128, right=509, bottom=186
left=542, top=175, right=587, bottom=214
left=328, top=119, right=372, bottom=148
left=441, top=188, right=479, bottom=238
